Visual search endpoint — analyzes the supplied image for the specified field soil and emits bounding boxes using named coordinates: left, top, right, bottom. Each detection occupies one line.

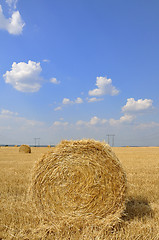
left=0, top=146, right=159, bottom=239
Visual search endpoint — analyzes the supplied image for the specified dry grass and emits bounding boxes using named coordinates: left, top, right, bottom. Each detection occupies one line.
left=0, top=145, right=159, bottom=239
left=30, top=139, right=127, bottom=235
left=19, top=144, right=31, bottom=153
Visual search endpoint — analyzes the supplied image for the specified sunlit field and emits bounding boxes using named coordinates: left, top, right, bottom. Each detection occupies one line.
left=0, top=146, right=159, bottom=239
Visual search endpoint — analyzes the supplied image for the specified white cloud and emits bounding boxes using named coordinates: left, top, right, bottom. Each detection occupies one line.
left=43, top=59, right=50, bottom=63
left=54, top=97, right=83, bottom=111
left=90, top=116, right=107, bottom=125
left=62, top=98, right=73, bottom=105
left=54, top=106, right=62, bottom=111
left=119, top=114, right=135, bottom=123
left=89, top=76, right=119, bottom=96
left=6, top=0, right=18, bottom=9
left=75, top=97, right=83, bottom=104
left=62, top=97, right=83, bottom=105
left=0, top=109, right=44, bottom=128
left=135, top=122, right=159, bottom=129
left=122, top=98, right=153, bottom=112
left=8, top=11, right=24, bottom=34
left=50, top=78, right=60, bottom=84
left=90, top=116, right=100, bottom=125
left=0, top=5, right=25, bottom=35
left=109, top=114, right=135, bottom=125
left=1, top=108, right=159, bottom=146
left=3, top=60, right=43, bottom=92
left=76, top=120, right=86, bottom=126
left=77, top=114, right=135, bottom=127
left=87, top=97, right=104, bottom=103
left=76, top=116, right=107, bottom=126
left=0, top=108, right=45, bottom=144
left=52, top=121, right=69, bottom=127
left=1, top=109, right=18, bottom=116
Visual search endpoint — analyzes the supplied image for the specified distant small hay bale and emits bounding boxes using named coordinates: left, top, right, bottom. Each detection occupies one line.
left=48, top=145, right=51, bottom=148
left=30, top=139, right=127, bottom=232
left=19, top=144, right=31, bottom=153
left=14, top=145, right=18, bottom=147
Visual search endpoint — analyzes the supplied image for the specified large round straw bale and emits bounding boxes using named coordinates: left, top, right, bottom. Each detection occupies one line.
left=19, top=144, right=31, bottom=153
left=31, top=139, right=126, bottom=229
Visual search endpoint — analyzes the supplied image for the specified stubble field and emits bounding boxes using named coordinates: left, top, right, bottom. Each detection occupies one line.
left=0, top=146, right=159, bottom=239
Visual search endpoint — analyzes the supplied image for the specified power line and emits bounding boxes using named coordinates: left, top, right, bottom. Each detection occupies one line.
left=34, top=138, right=40, bottom=147
left=106, top=134, right=115, bottom=147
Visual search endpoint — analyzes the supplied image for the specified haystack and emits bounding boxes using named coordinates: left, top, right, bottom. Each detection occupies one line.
left=19, top=144, right=31, bottom=153
left=30, top=139, right=127, bottom=235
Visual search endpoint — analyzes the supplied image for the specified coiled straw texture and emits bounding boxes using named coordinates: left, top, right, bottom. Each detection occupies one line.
left=31, top=139, right=127, bottom=236
left=19, top=144, right=31, bottom=153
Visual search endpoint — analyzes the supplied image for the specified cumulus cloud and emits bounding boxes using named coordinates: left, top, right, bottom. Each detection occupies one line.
left=62, top=98, right=73, bottom=105
left=54, top=106, right=62, bottom=111
left=89, top=116, right=101, bottom=125
left=52, top=121, right=69, bottom=127
left=76, top=120, right=86, bottom=126
left=62, top=97, right=83, bottom=105
left=0, top=108, right=44, bottom=128
left=6, top=0, right=18, bottom=9
left=1, top=109, right=18, bottom=116
left=89, top=76, right=119, bottom=96
left=76, top=116, right=107, bottom=126
left=135, top=122, right=159, bottom=129
left=54, top=97, right=83, bottom=111
left=122, top=98, right=153, bottom=112
left=0, top=5, right=25, bottom=35
left=75, top=97, right=83, bottom=104
left=0, top=108, right=46, bottom=145
left=3, top=60, right=43, bottom=92
left=50, top=78, right=60, bottom=84
left=77, top=114, right=135, bottom=127
left=87, top=97, right=104, bottom=103
left=119, top=114, right=135, bottom=123
left=90, top=116, right=107, bottom=125
left=109, top=114, right=135, bottom=125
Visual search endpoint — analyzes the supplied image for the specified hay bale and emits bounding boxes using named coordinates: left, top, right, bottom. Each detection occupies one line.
left=19, top=144, right=31, bottom=153
left=30, top=139, right=127, bottom=233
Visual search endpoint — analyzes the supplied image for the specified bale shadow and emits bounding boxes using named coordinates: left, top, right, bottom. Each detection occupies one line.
left=122, top=197, right=154, bottom=221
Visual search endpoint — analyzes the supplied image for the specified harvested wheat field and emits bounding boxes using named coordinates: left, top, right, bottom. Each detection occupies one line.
left=0, top=143, right=159, bottom=240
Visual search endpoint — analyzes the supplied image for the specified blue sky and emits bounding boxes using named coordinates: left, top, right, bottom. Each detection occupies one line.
left=0, top=0, right=159, bottom=146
